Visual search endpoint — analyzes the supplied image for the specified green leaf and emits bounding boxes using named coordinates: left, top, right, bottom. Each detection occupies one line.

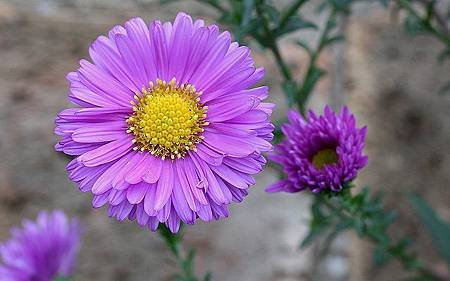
left=235, top=18, right=262, bottom=42
left=182, top=249, right=196, bottom=272
left=308, top=66, right=326, bottom=85
left=410, top=194, right=450, bottom=265
left=323, top=35, right=345, bottom=47
left=298, top=66, right=325, bottom=102
left=300, top=194, right=333, bottom=248
left=325, top=12, right=338, bottom=29
left=53, top=277, right=72, bottom=281
left=252, top=32, right=268, bottom=48
left=335, top=218, right=353, bottom=232
left=373, top=244, right=392, bottom=266
left=316, top=1, right=329, bottom=13
left=353, top=219, right=366, bottom=236
left=301, top=224, right=328, bottom=248
left=350, top=187, right=366, bottom=210
left=330, top=0, right=353, bottom=14
left=273, top=116, right=288, bottom=144
left=378, top=0, right=389, bottom=7
left=301, top=196, right=332, bottom=248
left=296, top=40, right=312, bottom=55
left=241, top=0, right=255, bottom=28
left=203, top=272, right=213, bottom=281
left=282, top=80, right=297, bottom=106
left=261, top=4, right=280, bottom=27
left=159, top=0, right=178, bottom=4
left=276, top=16, right=317, bottom=36
left=273, top=128, right=284, bottom=145
left=404, top=14, right=425, bottom=36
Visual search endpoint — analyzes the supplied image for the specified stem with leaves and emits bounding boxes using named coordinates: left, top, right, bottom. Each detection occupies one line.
left=279, top=0, right=308, bottom=31
left=158, top=225, right=210, bottom=281
left=304, top=187, right=448, bottom=281
left=396, top=0, right=450, bottom=94
left=254, top=0, right=343, bottom=112
left=296, top=8, right=339, bottom=114
left=194, top=0, right=341, bottom=110
left=256, top=3, right=294, bottom=83
left=396, top=0, right=450, bottom=46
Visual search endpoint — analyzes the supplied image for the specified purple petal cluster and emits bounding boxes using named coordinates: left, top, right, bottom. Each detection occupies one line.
left=55, top=13, right=273, bottom=233
left=0, top=211, right=81, bottom=281
left=267, top=106, right=367, bottom=193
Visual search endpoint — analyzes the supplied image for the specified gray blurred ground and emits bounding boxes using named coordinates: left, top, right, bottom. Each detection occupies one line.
left=0, top=1, right=449, bottom=281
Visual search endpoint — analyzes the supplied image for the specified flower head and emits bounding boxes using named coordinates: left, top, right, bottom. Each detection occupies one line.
left=55, top=13, right=274, bottom=233
left=267, top=106, right=367, bottom=193
left=0, top=211, right=81, bottom=281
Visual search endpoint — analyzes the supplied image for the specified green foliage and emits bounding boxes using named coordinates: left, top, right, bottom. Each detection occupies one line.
left=158, top=224, right=209, bottom=281
left=176, top=0, right=346, bottom=111
left=53, top=277, right=72, bottom=281
left=404, top=13, right=426, bottom=36
left=395, top=0, right=450, bottom=93
left=378, top=0, right=389, bottom=8
left=410, top=194, right=450, bottom=266
left=301, top=186, right=395, bottom=248
left=300, top=186, right=449, bottom=280
left=300, top=196, right=333, bottom=248
left=276, top=16, right=317, bottom=36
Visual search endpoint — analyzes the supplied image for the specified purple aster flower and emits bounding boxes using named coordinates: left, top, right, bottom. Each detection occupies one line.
left=55, top=13, right=273, bottom=233
left=267, top=106, right=367, bottom=193
left=0, top=211, right=81, bottom=281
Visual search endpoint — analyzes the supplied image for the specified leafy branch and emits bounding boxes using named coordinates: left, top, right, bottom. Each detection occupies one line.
left=295, top=7, right=342, bottom=114
left=254, top=0, right=346, bottom=113
left=158, top=225, right=211, bottom=281
left=396, top=0, right=450, bottom=46
left=187, top=0, right=345, bottom=111
left=303, top=186, right=449, bottom=281
left=393, top=0, right=450, bottom=93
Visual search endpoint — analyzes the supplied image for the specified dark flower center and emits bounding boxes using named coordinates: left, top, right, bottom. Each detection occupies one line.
left=312, top=148, right=338, bottom=169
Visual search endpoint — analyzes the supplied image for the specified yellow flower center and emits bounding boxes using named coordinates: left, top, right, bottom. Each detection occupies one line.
left=126, top=78, right=208, bottom=160
left=312, top=148, right=338, bottom=169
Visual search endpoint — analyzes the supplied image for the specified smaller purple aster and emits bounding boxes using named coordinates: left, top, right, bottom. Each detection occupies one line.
left=267, top=106, right=368, bottom=193
left=0, top=210, right=81, bottom=281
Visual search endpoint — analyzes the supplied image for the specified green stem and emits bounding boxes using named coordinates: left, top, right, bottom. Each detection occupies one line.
left=271, top=40, right=294, bottom=83
left=320, top=194, right=448, bottom=281
left=296, top=9, right=337, bottom=115
left=255, top=1, right=295, bottom=105
left=396, top=0, right=450, bottom=46
left=158, top=224, right=199, bottom=281
left=279, top=0, right=308, bottom=31
left=257, top=4, right=294, bottom=82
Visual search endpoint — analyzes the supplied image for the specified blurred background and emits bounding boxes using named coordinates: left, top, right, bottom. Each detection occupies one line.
left=0, top=0, right=449, bottom=280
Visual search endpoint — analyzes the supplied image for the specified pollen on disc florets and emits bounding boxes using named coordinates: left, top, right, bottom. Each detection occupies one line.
left=126, top=78, right=208, bottom=160
left=312, top=148, right=339, bottom=169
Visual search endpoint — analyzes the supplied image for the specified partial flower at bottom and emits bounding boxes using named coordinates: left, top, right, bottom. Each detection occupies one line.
left=267, top=106, right=367, bottom=193
left=0, top=210, right=81, bottom=281
left=55, top=12, right=274, bottom=233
